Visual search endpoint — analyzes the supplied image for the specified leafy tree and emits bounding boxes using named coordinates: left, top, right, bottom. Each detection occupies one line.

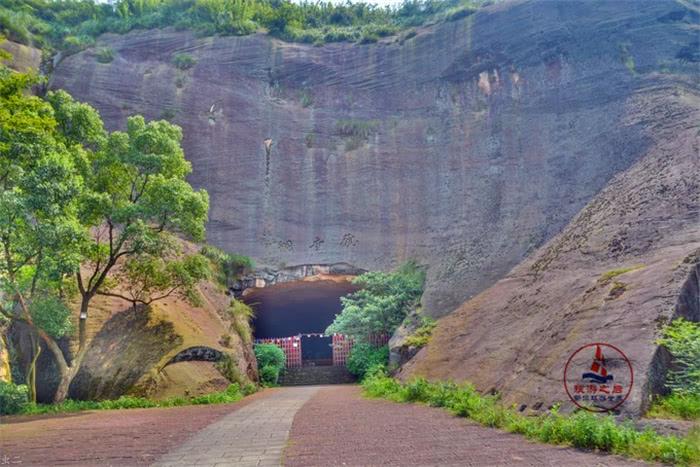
left=50, top=113, right=209, bottom=402
left=0, top=63, right=86, bottom=403
left=100, top=252, right=210, bottom=308
left=326, top=261, right=425, bottom=341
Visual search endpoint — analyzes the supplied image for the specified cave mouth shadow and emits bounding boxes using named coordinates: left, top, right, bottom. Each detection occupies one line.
left=244, top=279, right=359, bottom=340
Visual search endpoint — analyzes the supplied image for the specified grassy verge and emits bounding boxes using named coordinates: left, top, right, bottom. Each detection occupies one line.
left=362, top=372, right=700, bottom=465
left=647, top=394, right=700, bottom=421
left=19, top=383, right=256, bottom=416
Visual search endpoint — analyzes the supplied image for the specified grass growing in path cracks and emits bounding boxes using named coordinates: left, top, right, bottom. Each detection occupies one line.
left=362, top=373, right=700, bottom=465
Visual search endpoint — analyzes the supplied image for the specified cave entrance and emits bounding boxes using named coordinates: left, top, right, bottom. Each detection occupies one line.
left=243, top=279, right=359, bottom=367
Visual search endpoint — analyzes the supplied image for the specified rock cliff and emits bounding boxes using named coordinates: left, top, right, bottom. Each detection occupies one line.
left=51, top=0, right=698, bottom=318
left=49, top=0, right=699, bottom=412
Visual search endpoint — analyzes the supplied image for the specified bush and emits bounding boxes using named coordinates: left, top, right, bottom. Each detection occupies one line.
left=22, top=384, right=246, bottom=415
left=648, top=393, right=700, bottom=421
left=346, top=343, right=389, bottom=379
left=254, top=343, right=285, bottom=385
left=172, top=52, right=196, bottom=70
left=361, top=373, right=700, bottom=465
left=95, top=47, right=113, bottom=63
left=404, top=316, right=437, bottom=348
left=259, top=365, right=280, bottom=385
left=0, top=381, right=29, bottom=415
left=657, top=318, right=700, bottom=396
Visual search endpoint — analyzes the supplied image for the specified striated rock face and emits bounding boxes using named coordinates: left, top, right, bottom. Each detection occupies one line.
left=51, top=0, right=699, bottom=318
left=400, top=80, right=700, bottom=416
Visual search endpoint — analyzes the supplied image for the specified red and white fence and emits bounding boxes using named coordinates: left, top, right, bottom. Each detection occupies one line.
left=255, top=332, right=390, bottom=368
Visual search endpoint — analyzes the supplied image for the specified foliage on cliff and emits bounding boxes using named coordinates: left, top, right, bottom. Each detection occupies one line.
left=0, top=0, right=489, bottom=52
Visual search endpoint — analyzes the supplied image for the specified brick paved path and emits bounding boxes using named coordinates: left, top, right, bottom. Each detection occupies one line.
left=284, top=385, right=647, bottom=466
left=154, top=386, right=319, bottom=467
left=1, top=385, right=649, bottom=466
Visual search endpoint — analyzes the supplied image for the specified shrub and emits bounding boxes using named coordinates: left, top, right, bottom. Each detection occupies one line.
left=346, top=343, right=389, bottom=379
left=22, top=383, right=246, bottom=415
left=172, top=53, right=196, bottom=70
left=95, top=47, right=113, bottom=63
left=254, top=343, right=285, bottom=385
left=404, top=316, right=437, bottom=348
left=0, top=381, right=29, bottom=415
left=657, top=318, right=700, bottom=396
left=648, top=393, right=700, bottom=421
left=201, top=245, right=253, bottom=287
left=259, top=365, right=280, bottom=385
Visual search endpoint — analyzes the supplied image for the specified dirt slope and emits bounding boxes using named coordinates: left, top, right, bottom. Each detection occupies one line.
left=50, top=0, right=699, bottom=318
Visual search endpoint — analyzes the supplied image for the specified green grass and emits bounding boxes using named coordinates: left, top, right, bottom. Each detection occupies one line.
left=404, top=316, right=437, bottom=348
left=20, top=383, right=253, bottom=416
left=648, top=394, right=700, bottom=421
left=598, top=265, right=644, bottom=283
left=362, top=373, right=700, bottom=465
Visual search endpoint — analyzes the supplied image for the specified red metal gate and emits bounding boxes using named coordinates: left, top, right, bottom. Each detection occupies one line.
left=332, top=334, right=353, bottom=366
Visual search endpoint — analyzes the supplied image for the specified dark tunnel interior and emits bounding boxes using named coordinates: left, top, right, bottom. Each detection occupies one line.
left=244, top=280, right=359, bottom=339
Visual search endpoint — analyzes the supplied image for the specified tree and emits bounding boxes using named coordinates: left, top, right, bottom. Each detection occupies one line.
left=0, top=65, right=86, bottom=403
left=325, top=261, right=425, bottom=341
left=51, top=114, right=209, bottom=402
left=99, top=251, right=210, bottom=309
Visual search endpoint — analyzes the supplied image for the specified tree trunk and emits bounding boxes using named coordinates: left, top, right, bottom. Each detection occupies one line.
left=78, top=299, right=89, bottom=352
left=26, top=337, right=41, bottom=403
left=53, top=366, right=73, bottom=404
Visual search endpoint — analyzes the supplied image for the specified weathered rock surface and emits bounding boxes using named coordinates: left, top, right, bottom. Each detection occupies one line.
left=51, top=0, right=699, bottom=318
left=28, top=268, right=257, bottom=401
left=399, top=81, right=700, bottom=416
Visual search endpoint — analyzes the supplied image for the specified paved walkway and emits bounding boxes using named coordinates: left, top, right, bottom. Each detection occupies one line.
left=1, top=385, right=649, bottom=466
left=154, top=386, right=319, bottom=467
left=284, top=386, right=647, bottom=466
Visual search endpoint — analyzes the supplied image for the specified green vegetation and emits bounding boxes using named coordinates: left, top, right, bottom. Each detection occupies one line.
left=648, top=318, right=700, bottom=420
left=10, top=383, right=250, bottom=416
left=657, top=318, right=700, bottom=396
left=172, top=52, right=196, bottom=70
left=0, top=381, right=29, bottom=415
left=598, top=265, right=644, bottom=283
left=346, top=343, right=389, bottom=379
left=0, top=0, right=490, bottom=52
left=404, top=315, right=437, bottom=348
left=226, top=298, right=254, bottom=345
left=362, top=372, right=700, bottom=465
left=0, top=56, right=210, bottom=403
left=95, top=46, right=113, bottom=63
left=254, top=343, right=285, bottom=386
left=336, top=118, right=379, bottom=150
left=326, top=261, right=425, bottom=341
left=201, top=245, right=254, bottom=288
left=648, top=393, right=700, bottom=421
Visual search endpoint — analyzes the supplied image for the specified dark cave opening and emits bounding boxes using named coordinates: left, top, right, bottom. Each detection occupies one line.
left=244, top=280, right=359, bottom=339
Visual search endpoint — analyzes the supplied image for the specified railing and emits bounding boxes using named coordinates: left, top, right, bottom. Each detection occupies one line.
left=254, top=332, right=390, bottom=368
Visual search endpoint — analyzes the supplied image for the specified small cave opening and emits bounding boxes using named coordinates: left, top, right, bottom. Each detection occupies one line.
left=243, top=279, right=359, bottom=366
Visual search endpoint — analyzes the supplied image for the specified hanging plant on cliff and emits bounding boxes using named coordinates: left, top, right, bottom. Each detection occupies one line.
left=325, top=261, right=425, bottom=341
